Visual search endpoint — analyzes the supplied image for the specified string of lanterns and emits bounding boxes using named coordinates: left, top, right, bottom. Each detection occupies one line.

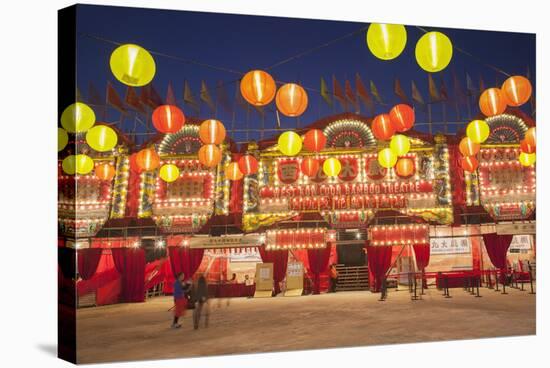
left=371, top=104, right=415, bottom=175
left=459, top=75, right=535, bottom=171
left=366, top=23, right=453, bottom=73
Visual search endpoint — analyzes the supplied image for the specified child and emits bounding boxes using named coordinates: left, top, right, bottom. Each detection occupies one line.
left=171, top=272, right=190, bottom=329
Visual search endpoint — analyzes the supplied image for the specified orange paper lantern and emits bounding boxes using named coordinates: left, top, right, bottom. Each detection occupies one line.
left=303, top=129, right=326, bottom=152
left=240, top=70, right=276, bottom=106
left=152, top=105, right=185, bottom=133
left=238, top=155, right=259, bottom=175
left=395, top=158, right=415, bottom=178
left=136, top=148, right=160, bottom=171
left=479, top=88, right=507, bottom=117
left=301, top=157, right=320, bottom=177
left=460, top=156, right=478, bottom=173
left=524, top=127, right=536, bottom=147
left=389, top=104, right=415, bottom=132
left=225, top=162, right=243, bottom=181
left=199, top=119, right=226, bottom=145
left=372, top=114, right=395, bottom=140
left=94, top=163, right=116, bottom=181
left=501, top=76, right=532, bottom=107
left=520, top=139, right=536, bottom=154
left=198, top=144, right=222, bottom=168
left=459, top=137, right=480, bottom=157
left=275, top=83, right=308, bottom=117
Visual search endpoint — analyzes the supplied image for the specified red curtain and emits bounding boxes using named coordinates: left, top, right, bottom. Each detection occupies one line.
left=482, top=233, right=513, bottom=270
left=181, top=247, right=205, bottom=278
left=124, top=248, right=146, bottom=302
left=110, top=248, right=146, bottom=303
left=77, top=248, right=102, bottom=280
left=412, top=243, right=430, bottom=270
left=167, top=246, right=204, bottom=279
left=366, top=243, right=393, bottom=292
left=111, top=248, right=126, bottom=275
left=259, top=246, right=289, bottom=295
left=168, top=247, right=182, bottom=277
left=307, top=244, right=332, bottom=294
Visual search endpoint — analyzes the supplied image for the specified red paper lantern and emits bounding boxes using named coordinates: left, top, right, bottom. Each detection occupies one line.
left=501, top=76, right=532, bottom=107
left=303, top=129, right=326, bottom=152
left=198, top=144, right=222, bottom=168
left=301, top=157, right=320, bottom=177
left=129, top=152, right=143, bottom=173
left=395, top=158, right=415, bottom=178
left=238, top=155, right=259, bottom=175
left=524, top=127, right=536, bottom=147
left=199, top=119, right=226, bottom=145
left=389, top=104, right=415, bottom=132
left=152, top=105, right=185, bottom=133
left=479, top=88, right=507, bottom=117
left=520, top=139, right=536, bottom=154
left=460, top=156, right=478, bottom=173
left=372, top=114, right=395, bottom=140
left=94, top=163, right=116, bottom=181
left=136, top=148, right=160, bottom=171
left=459, top=137, right=480, bottom=157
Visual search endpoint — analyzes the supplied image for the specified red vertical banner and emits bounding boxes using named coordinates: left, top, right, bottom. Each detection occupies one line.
left=470, top=226, right=482, bottom=271
left=229, top=153, right=244, bottom=215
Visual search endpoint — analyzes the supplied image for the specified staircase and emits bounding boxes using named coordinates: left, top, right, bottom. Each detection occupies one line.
left=334, top=264, right=369, bottom=291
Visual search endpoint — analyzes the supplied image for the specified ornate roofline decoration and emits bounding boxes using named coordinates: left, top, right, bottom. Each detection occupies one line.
left=158, top=125, right=201, bottom=155
left=485, top=113, right=529, bottom=144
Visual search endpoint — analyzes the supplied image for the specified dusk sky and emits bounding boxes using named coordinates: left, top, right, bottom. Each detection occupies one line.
left=75, top=4, right=536, bottom=146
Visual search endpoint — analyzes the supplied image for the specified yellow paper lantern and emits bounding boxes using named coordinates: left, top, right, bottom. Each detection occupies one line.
left=389, top=134, right=410, bottom=156
left=366, top=23, right=407, bottom=60
left=278, top=131, right=302, bottom=156
left=109, top=44, right=156, bottom=87
left=62, top=154, right=94, bottom=175
left=415, top=31, right=453, bottom=72
left=323, top=158, right=342, bottom=177
left=60, top=102, right=96, bottom=133
left=466, top=120, right=490, bottom=144
left=62, top=155, right=76, bottom=175
left=518, top=152, right=536, bottom=167
left=159, top=164, right=180, bottom=183
left=58, top=128, right=69, bottom=152
left=378, top=148, right=398, bottom=168
left=85, top=125, right=118, bottom=152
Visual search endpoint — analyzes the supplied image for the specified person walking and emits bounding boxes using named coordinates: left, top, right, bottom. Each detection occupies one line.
left=193, top=274, right=209, bottom=329
left=171, top=272, right=190, bottom=329
left=329, top=264, right=339, bottom=293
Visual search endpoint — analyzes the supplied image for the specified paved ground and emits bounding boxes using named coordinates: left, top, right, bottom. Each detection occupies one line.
left=76, top=285, right=536, bottom=364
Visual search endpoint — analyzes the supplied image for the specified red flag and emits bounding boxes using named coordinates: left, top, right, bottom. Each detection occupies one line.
left=87, top=82, right=103, bottom=106
left=125, top=86, right=145, bottom=113
left=355, top=73, right=374, bottom=114
left=332, top=75, right=346, bottom=110
left=394, top=78, right=409, bottom=103
left=165, top=82, right=177, bottom=105
left=141, top=84, right=163, bottom=109
left=107, top=82, right=127, bottom=113
left=345, top=79, right=358, bottom=111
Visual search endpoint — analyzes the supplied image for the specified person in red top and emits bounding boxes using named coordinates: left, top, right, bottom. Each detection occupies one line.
left=329, top=264, right=339, bottom=293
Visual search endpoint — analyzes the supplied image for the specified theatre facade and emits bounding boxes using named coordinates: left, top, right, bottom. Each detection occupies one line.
left=58, top=110, right=536, bottom=305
